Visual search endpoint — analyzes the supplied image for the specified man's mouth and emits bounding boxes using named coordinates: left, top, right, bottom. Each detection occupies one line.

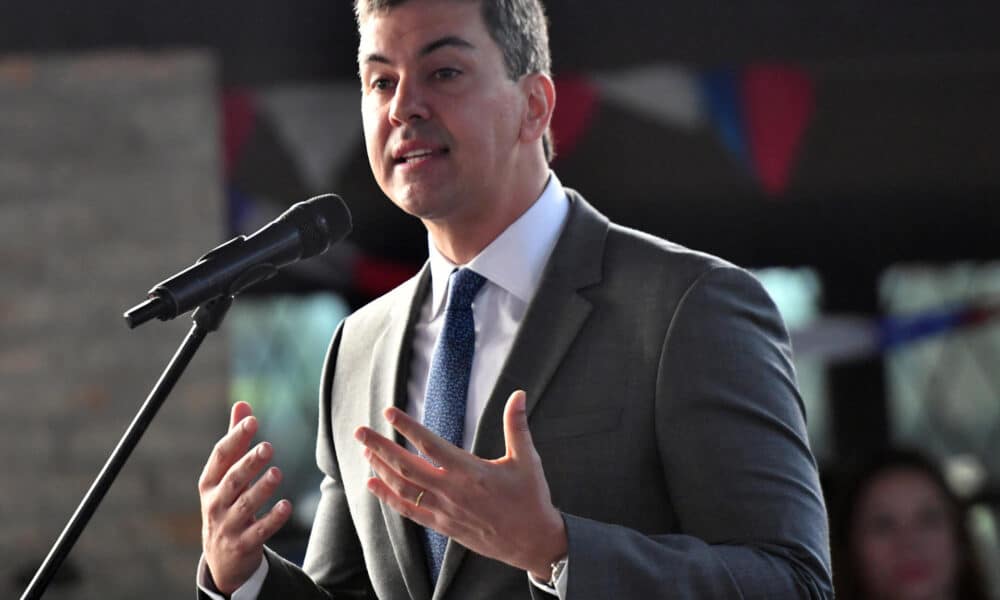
left=394, top=147, right=449, bottom=165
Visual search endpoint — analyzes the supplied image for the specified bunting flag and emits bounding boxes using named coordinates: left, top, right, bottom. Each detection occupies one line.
left=222, top=89, right=256, bottom=177
left=699, top=65, right=817, bottom=196
left=550, top=74, right=600, bottom=159
left=743, top=64, right=816, bottom=198
left=221, top=89, right=259, bottom=234
left=699, top=69, right=752, bottom=171
left=593, top=64, right=703, bottom=131
left=256, top=84, right=364, bottom=192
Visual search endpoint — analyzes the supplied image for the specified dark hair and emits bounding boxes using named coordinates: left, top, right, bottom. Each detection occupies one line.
left=830, top=448, right=990, bottom=600
left=355, top=0, right=555, bottom=161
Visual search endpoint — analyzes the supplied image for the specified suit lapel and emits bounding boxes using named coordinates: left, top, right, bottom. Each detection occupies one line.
left=370, top=264, right=434, bottom=600
left=433, top=191, right=609, bottom=599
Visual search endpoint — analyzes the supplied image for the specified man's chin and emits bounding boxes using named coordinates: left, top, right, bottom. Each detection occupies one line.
left=388, top=187, right=453, bottom=221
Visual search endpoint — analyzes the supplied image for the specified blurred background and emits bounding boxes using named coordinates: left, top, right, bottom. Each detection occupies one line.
left=1, top=1, right=998, bottom=597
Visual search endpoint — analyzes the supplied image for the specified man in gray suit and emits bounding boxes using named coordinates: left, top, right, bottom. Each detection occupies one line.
left=197, top=0, right=834, bottom=598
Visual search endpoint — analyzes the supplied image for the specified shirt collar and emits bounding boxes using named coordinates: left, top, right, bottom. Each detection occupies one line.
left=427, top=171, right=570, bottom=318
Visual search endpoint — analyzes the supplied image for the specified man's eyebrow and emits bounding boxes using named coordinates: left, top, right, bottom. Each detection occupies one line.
left=361, top=35, right=476, bottom=66
left=420, top=35, right=475, bottom=56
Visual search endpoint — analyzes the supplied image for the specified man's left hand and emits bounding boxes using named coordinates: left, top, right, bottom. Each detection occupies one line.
left=354, top=390, right=567, bottom=581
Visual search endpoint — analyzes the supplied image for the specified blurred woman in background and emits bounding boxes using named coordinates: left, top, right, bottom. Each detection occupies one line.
left=832, top=448, right=990, bottom=600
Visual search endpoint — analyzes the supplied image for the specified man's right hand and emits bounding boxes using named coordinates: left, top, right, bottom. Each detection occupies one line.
left=199, top=401, right=293, bottom=595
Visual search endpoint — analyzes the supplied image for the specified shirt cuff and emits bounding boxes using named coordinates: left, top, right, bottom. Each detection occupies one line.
left=196, top=554, right=269, bottom=600
left=526, top=556, right=569, bottom=598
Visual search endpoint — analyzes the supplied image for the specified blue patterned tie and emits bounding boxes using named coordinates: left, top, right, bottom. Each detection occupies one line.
left=421, top=268, right=487, bottom=583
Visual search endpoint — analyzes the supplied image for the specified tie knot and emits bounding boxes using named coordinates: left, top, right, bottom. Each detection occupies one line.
left=446, top=268, right=486, bottom=311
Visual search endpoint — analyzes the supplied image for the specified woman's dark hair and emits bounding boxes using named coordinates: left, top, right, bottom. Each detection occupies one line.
left=830, top=448, right=990, bottom=600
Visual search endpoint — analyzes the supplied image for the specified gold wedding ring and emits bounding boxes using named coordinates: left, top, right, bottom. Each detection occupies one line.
left=414, top=489, right=426, bottom=507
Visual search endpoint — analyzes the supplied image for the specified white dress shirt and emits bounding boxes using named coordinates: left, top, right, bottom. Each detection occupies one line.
left=199, top=172, right=571, bottom=599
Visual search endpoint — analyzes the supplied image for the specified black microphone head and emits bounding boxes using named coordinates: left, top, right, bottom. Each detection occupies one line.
left=281, top=194, right=352, bottom=258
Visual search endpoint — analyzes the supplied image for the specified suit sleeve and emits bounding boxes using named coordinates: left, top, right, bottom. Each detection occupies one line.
left=253, top=322, right=377, bottom=600
left=559, top=266, right=833, bottom=599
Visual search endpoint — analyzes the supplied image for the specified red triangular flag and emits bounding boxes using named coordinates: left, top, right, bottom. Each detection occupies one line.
left=743, top=65, right=816, bottom=198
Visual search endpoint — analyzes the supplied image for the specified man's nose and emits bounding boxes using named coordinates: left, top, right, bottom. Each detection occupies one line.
left=389, top=77, right=430, bottom=125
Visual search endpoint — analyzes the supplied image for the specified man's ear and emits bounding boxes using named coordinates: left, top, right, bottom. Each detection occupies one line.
left=519, top=73, right=556, bottom=144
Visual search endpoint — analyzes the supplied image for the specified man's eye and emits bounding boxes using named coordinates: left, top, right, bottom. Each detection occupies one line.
left=434, top=68, right=461, bottom=81
left=372, top=78, right=394, bottom=91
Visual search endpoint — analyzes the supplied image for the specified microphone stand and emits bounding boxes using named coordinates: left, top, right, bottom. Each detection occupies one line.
left=21, top=295, right=234, bottom=600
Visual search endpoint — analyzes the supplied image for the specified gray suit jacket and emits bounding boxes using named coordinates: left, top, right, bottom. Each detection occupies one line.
left=239, top=190, right=833, bottom=599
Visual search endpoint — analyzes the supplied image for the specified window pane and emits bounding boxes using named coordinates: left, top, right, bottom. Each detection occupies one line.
left=880, top=262, right=1000, bottom=485
left=228, top=293, right=350, bottom=521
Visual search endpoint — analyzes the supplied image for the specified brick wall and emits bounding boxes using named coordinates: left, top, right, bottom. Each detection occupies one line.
left=0, top=51, right=226, bottom=599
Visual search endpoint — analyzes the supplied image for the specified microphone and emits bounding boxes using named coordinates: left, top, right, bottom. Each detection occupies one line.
left=124, top=194, right=351, bottom=329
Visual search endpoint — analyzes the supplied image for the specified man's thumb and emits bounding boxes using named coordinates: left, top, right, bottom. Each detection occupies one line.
left=503, top=390, right=532, bottom=458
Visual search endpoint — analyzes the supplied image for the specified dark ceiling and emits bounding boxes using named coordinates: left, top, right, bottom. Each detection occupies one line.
left=4, top=1, right=1000, bottom=83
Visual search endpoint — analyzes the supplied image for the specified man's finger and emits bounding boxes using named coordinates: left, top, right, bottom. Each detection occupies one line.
left=365, top=448, right=428, bottom=508
left=217, top=440, right=273, bottom=507
left=236, top=498, right=293, bottom=547
left=502, top=390, right=533, bottom=460
left=355, top=426, right=442, bottom=489
left=226, top=465, right=283, bottom=526
left=229, top=401, right=254, bottom=431
left=365, top=477, right=438, bottom=530
left=200, top=417, right=259, bottom=491
left=383, top=407, right=466, bottom=469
